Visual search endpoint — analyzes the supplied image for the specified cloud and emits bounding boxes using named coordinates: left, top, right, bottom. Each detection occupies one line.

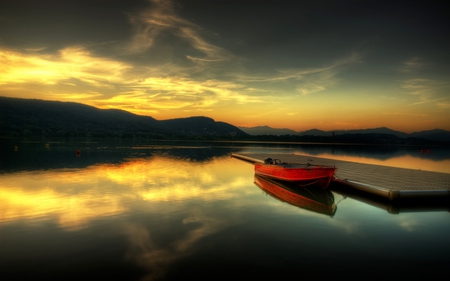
left=0, top=43, right=260, bottom=115
left=23, top=47, right=48, bottom=52
left=236, top=52, right=362, bottom=96
left=0, top=0, right=364, bottom=120
left=47, top=92, right=104, bottom=100
left=398, top=57, right=427, bottom=73
left=117, top=77, right=262, bottom=111
left=437, top=102, right=450, bottom=109
left=0, top=47, right=131, bottom=87
left=398, top=56, right=450, bottom=109
left=409, top=96, right=449, bottom=106
left=125, top=0, right=233, bottom=65
left=401, top=78, right=435, bottom=96
left=401, top=78, right=450, bottom=107
left=125, top=0, right=178, bottom=54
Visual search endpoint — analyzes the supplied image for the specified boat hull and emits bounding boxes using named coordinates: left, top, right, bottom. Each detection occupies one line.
left=254, top=175, right=337, bottom=216
left=254, top=163, right=336, bottom=188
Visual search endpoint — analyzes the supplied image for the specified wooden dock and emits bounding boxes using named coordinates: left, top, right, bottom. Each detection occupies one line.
left=231, top=153, right=450, bottom=202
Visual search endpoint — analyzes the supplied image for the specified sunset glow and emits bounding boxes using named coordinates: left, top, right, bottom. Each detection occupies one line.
left=1, top=0, right=449, bottom=132
left=0, top=156, right=252, bottom=230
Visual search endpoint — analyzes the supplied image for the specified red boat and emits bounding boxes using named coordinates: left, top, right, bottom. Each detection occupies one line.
left=254, top=158, right=337, bottom=188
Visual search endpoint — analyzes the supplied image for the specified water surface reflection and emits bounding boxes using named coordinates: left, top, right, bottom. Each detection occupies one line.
left=254, top=175, right=337, bottom=217
left=292, top=144, right=450, bottom=173
left=1, top=141, right=449, bottom=280
left=1, top=155, right=250, bottom=228
left=1, top=153, right=255, bottom=280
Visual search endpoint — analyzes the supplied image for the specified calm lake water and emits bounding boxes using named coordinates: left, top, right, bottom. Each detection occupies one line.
left=1, top=139, right=449, bottom=280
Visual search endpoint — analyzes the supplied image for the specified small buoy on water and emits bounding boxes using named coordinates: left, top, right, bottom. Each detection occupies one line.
left=420, top=150, right=424, bottom=154
left=76, top=149, right=81, bottom=156
left=14, top=145, right=18, bottom=152
left=427, top=149, right=431, bottom=154
left=45, top=143, right=50, bottom=148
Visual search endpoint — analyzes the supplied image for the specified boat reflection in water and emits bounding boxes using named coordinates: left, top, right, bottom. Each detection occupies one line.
left=254, top=175, right=337, bottom=217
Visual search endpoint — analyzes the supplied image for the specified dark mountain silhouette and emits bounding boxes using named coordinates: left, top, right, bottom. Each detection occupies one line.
left=1, top=96, right=448, bottom=142
left=409, top=129, right=450, bottom=142
left=160, top=116, right=245, bottom=137
left=241, top=126, right=410, bottom=138
left=331, top=127, right=409, bottom=138
left=239, top=125, right=450, bottom=142
left=238, top=126, right=297, bottom=135
left=0, top=96, right=247, bottom=138
left=299, top=129, right=330, bottom=136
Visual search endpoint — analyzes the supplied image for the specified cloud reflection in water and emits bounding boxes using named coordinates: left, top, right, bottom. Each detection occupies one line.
left=0, top=156, right=251, bottom=230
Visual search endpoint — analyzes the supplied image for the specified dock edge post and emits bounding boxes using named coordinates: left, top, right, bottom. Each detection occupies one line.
left=388, top=190, right=400, bottom=201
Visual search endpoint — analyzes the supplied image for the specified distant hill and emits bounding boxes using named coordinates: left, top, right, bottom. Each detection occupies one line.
left=238, top=126, right=297, bottom=135
left=240, top=125, right=450, bottom=142
left=0, top=97, right=247, bottom=138
left=409, top=129, right=450, bottom=142
left=330, top=127, right=409, bottom=139
left=161, top=116, right=245, bottom=137
left=297, top=127, right=409, bottom=138
left=240, top=126, right=411, bottom=138
left=299, top=129, right=329, bottom=137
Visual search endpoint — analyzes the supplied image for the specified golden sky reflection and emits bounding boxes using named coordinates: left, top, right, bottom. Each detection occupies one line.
left=0, top=156, right=253, bottom=231
left=295, top=152, right=450, bottom=174
left=0, top=155, right=257, bottom=280
left=3, top=150, right=444, bottom=279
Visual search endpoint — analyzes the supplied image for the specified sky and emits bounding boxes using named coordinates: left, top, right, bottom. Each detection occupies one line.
left=1, top=0, right=449, bottom=133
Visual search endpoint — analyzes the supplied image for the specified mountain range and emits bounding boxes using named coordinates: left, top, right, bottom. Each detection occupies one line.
left=0, top=96, right=247, bottom=138
left=1, top=96, right=449, bottom=142
left=238, top=126, right=450, bottom=142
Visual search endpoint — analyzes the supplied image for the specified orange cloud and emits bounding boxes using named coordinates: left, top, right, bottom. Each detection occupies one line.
left=0, top=47, right=131, bottom=87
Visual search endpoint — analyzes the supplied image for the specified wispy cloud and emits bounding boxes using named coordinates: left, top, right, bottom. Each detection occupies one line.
left=125, top=0, right=233, bottom=65
left=401, top=78, right=436, bottom=96
left=397, top=56, right=450, bottom=109
left=0, top=47, right=131, bottom=87
left=47, top=92, right=104, bottom=100
left=389, top=112, right=428, bottom=117
left=0, top=0, right=365, bottom=119
left=236, top=52, right=361, bottom=96
left=408, top=97, right=448, bottom=106
left=400, top=78, right=450, bottom=108
left=398, top=57, right=427, bottom=73
left=0, top=44, right=261, bottom=115
left=437, top=102, right=450, bottom=109
left=0, top=2, right=254, bottom=112
left=121, top=77, right=263, bottom=111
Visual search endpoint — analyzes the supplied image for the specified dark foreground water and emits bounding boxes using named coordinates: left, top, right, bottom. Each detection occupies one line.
left=1, top=139, right=449, bottom=280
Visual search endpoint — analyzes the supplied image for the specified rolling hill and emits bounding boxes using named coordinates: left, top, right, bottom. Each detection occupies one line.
left=0, top=96, right=247, bottom=138
left=237, top=126, right=297, bottom=136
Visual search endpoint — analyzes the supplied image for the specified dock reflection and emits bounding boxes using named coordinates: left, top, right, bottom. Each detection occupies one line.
left=330, top=181, right=450, bottom=214
left=254, top=175, right=337, bottom=217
